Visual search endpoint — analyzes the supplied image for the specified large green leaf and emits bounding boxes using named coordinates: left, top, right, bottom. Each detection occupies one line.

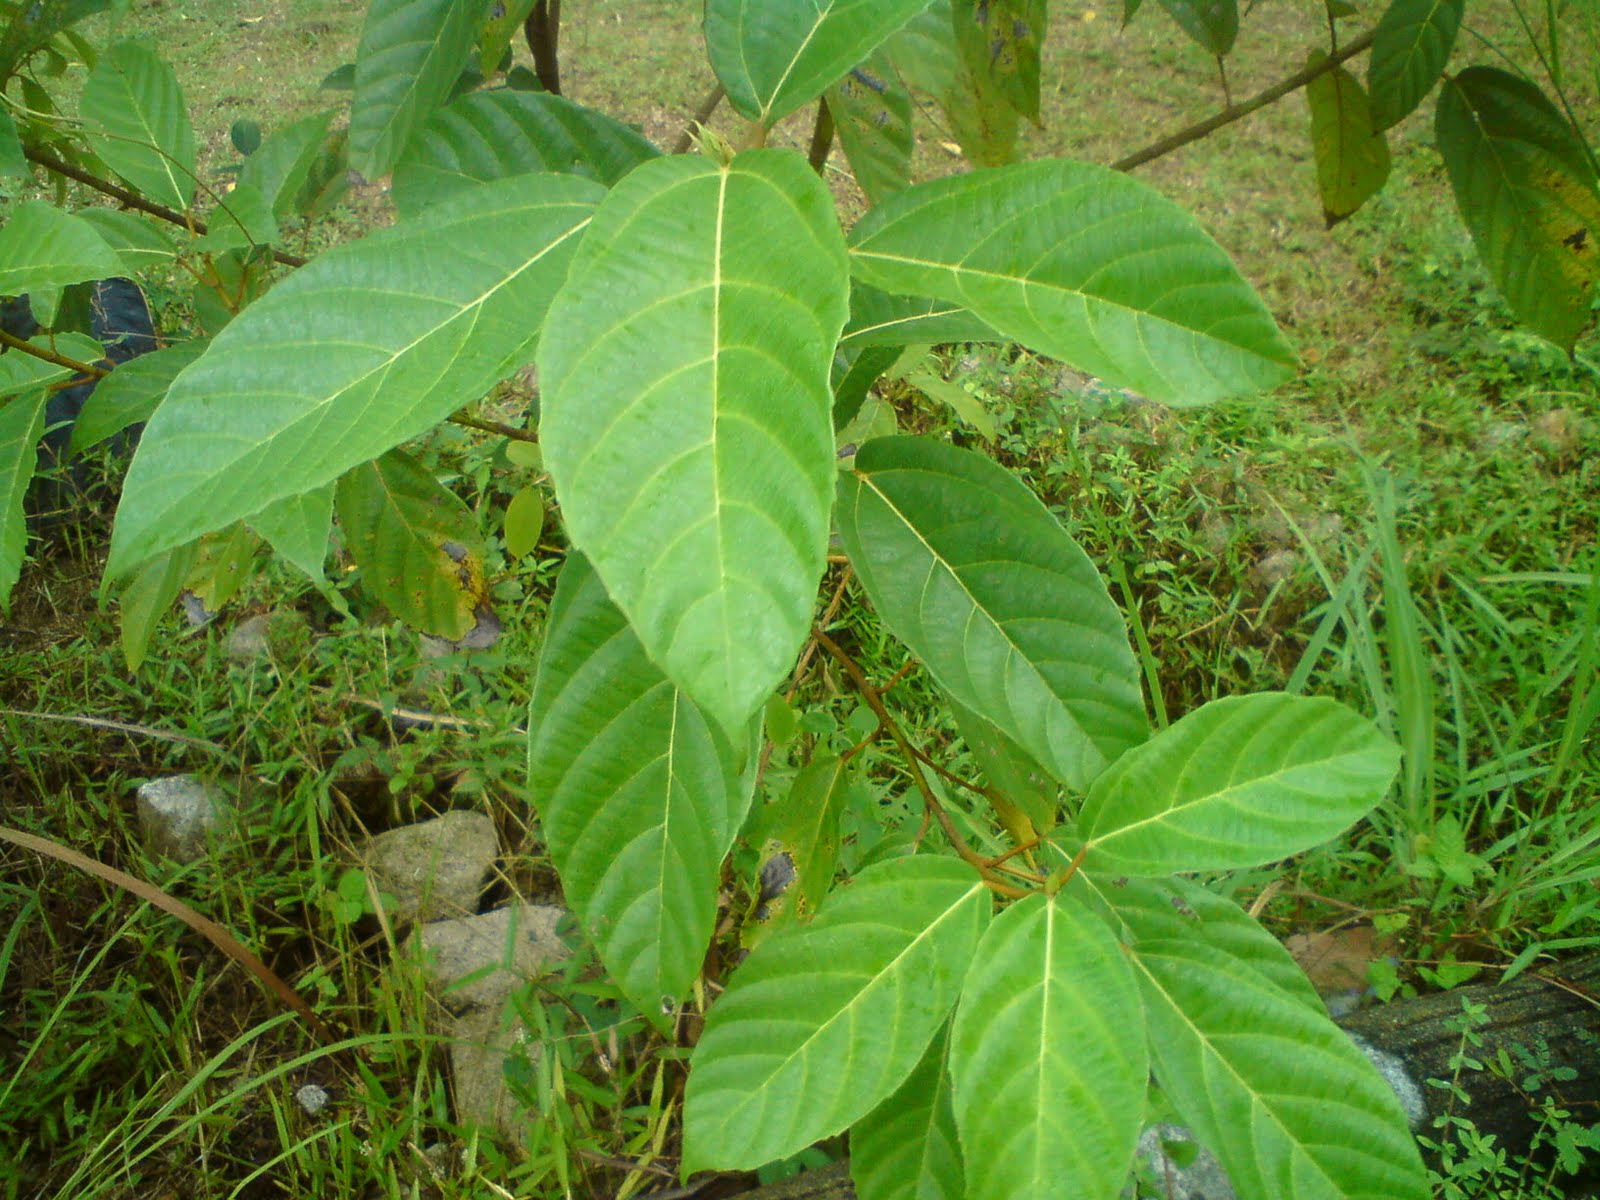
left=349, top=0, right=492, bottom=180
left=392, top=90, right=660, bottom=218
left=682, top=855, right=989, bottom=1172
left=74, top=209, right=178, bottom=275
left=1306, top=54, right=1391, bottom=228
left=1155, top=0, right=1237, bottom=56
left=0, top=202, right=123, bottom=302
left=704, top=0, right=935, bottom=128
left=850, top=1029, right=964, bottom=1200
left=527, top=554, right=753, bottom=1024
left=836, top=436, right=1146, bottom=792
left=71, top=339, right=208, bottom=457
left=106, top=173, right=601, bottom=580
left=848, top=160, right=1296, bottom=406
left=0, top=394, right=46, bottom=610
left=1078, top=693, right=1400, bottom=877
left=885, top=0, right=1016, bottom=166
left=952, top=0, right=1046, bottom=123
left=1124, top=884, right=1430, bottom=1199
left=949, top=892, right=1145, bottom=1200
left=1435, top=67, right=1600, bottom=351
left=826, top=57, right=914, bottom=204
left=80, top=41, right=197, bottom=212
left=236, top=110, right=337, bottom=220
left=247, top=483, right=334, bottom=585
left=1366, top=0, right=1463, bottom=131
left=0, top=106, right=26, bottom=178
left=538, top=150, right=849, bottom=738
left=334, top=449, right=487, bottom=639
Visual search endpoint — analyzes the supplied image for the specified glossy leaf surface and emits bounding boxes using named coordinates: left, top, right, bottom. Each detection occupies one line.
left=1435, top=67, right=1600, bottom=350
left=527, top=554, right=752, bottom=1024
left=1307, top=54, right=1391, bottom=227
left=848, top=160, right=1296, bottom=405
left=349, top=0, right=491, bottom=179
left=539, top=150, right=848, bottom=737
left=950, top=892, right=1145, bottom=1200
left=80, top=42, right=196, bottom=211
left=1079, top=693, right=1400, bottom=876
left=704, top=0, right=934, bottom=127
left=851, top=1030, right=964, bottom=1200
left=335, top=449, right=486, bottom=639
left=683, top=855, right=989, bottom=1172
left=392, top=90, right=659, bottom=218
left=1367, top=0, right=1462, bottom=131
left=836, top=436, right=1146, bottom=791
left=1124, top=881, right=1430, bottom=1199
left=108, top=174, right=600, bottom=579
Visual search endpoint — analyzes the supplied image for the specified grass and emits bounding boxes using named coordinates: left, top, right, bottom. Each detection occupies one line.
left=3, top=0, right=1599, bottom=1196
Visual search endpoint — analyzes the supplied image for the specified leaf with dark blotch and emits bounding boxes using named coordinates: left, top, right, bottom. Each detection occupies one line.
left=1306, top=53, right=1391, bottom=227
left=335, top=449, right=488, bottom=640
left=826, top=56, right=914, bottom=203
left=952, top=0, right=1046, bottom=123
left=1366, top=0, right=1463, bottom=131
left=1435, top=66, right=1600, bottom=350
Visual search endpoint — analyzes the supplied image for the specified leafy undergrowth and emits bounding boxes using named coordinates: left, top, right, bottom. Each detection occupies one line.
left=3, top=2, right=1599, bottom=1198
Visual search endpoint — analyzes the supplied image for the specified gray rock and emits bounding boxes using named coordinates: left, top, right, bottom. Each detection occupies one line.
left=411, top=904, right=570, bottom=1139
left=1136, top=1124, right=1233, bottom=1200
left=226, top=614, right=273, bottom=662
left=361, top=810, right=498, bottom=925
left=136, top=775, right=232, bottom=863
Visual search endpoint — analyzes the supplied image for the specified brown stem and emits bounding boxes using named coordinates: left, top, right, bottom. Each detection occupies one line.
left=672, top=83, right=726, bottom=154
left=1111, top=28, right=1376, bottom=173
left=22, top=145, right=308, bottom=268
left=448, top=413, right=538, bottom=443
left=524, top=0, right=562, bottom=96
left=813, top=627, right=1027, bottom=898
left=807, top=98, right=835, bottom=174
left=0, top=329, right=106, bottom=378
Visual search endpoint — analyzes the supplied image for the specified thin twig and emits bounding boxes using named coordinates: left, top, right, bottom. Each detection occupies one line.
left=448, top=413, right=538, bottom=443
left=812, top=627, right=1026, bottom=897
left=672, top=84, right=726, bottom=154
left=1112, top=29, right=1376, bottom=172
left=0, top=330, right=107, bottom=378
left=2, top=708, right=227, bottom=755
left=22, top=145, right=308, bottom=268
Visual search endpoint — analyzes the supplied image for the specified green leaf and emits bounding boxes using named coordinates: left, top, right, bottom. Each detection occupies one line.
left=1366, top=0, right=1463, bottom=131
left=539, top=150, right=849, bottom=738
left=748, top=753, right=853, bottom=929
left=848, top=160, right=1296, bottom=406
left=1122, top=883, right=1430, bottom=1199
left=118, top=541, right=197, bottom=671
left=73, top=208, right=178, bottom=274
left=683, top=855, right=989, bottom=1173
left=526, top=554, right=754, bottom=1024
left=839, top=284, right=1000, bottom=350
left=903, top=365, right=995, bottom=440
left=949, top=696, right=1059, bottom=832
left=502, top=484, right=545, bottom=559
left=1078, top=693, right=1400, bottom=876
left=80, top=41, right=197, bottom=211
left=334, top=449, right=487, bottom=639
left=1306, top=54, right=1391, bottom=227
left=704, top=0, right=935, bottom=128
left=107, top=173, right=601, bottom=580
left=837, top=436, right=1145, bottom=792
left=0, top=393, right=47, bottom=610
left=478, top=0, right=537, bottom=75
left=393, top=90, right=660, bottom=218
left=349, top=0, right=493, bottom=180
left=230, top=118, right=262, bottom=157
left=1435, top=66, right=1600, bottom=351
left=247, top=483, right=335, bottom=585
left=236, top=110, right=337, bottom=220
left=950, top=892, right=1146, bottom=1200
left=183, top=522, right=258, bottom=613
left=194, top=183, right=279, bottom=254
left=832, top=342, right=900, bottom=430
left=0, top=105, right=26, bottom=178
left=952, top=0, right=1046, bottom=123
left=0, top=334, right=102, bottom=395
left=0, top=201, right=124, bottom=301
left=887, top=0, right=1016, bottom=166
left=826, top=57, right=914, bottom=204
left=70, top=339, right=208, bottom=456
left=1155, top=0, right=1238, bottom=56
left=850, top=1029, right=964, bottom=1200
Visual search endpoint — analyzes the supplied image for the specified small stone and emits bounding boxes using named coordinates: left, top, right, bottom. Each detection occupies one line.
left=136, top=775, right=232, bottom=863
left=295, top=1083, right=329, bottom=1115
left=1251, top=547, right=1299, bottom=589
left=226, top=614, right=272, bottom=662
left=1530, top=407, right=1582, bottom=459
left=1137, top=1124, right=1234, bottom=1200
left=361, top=811, right=499, bottom=925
